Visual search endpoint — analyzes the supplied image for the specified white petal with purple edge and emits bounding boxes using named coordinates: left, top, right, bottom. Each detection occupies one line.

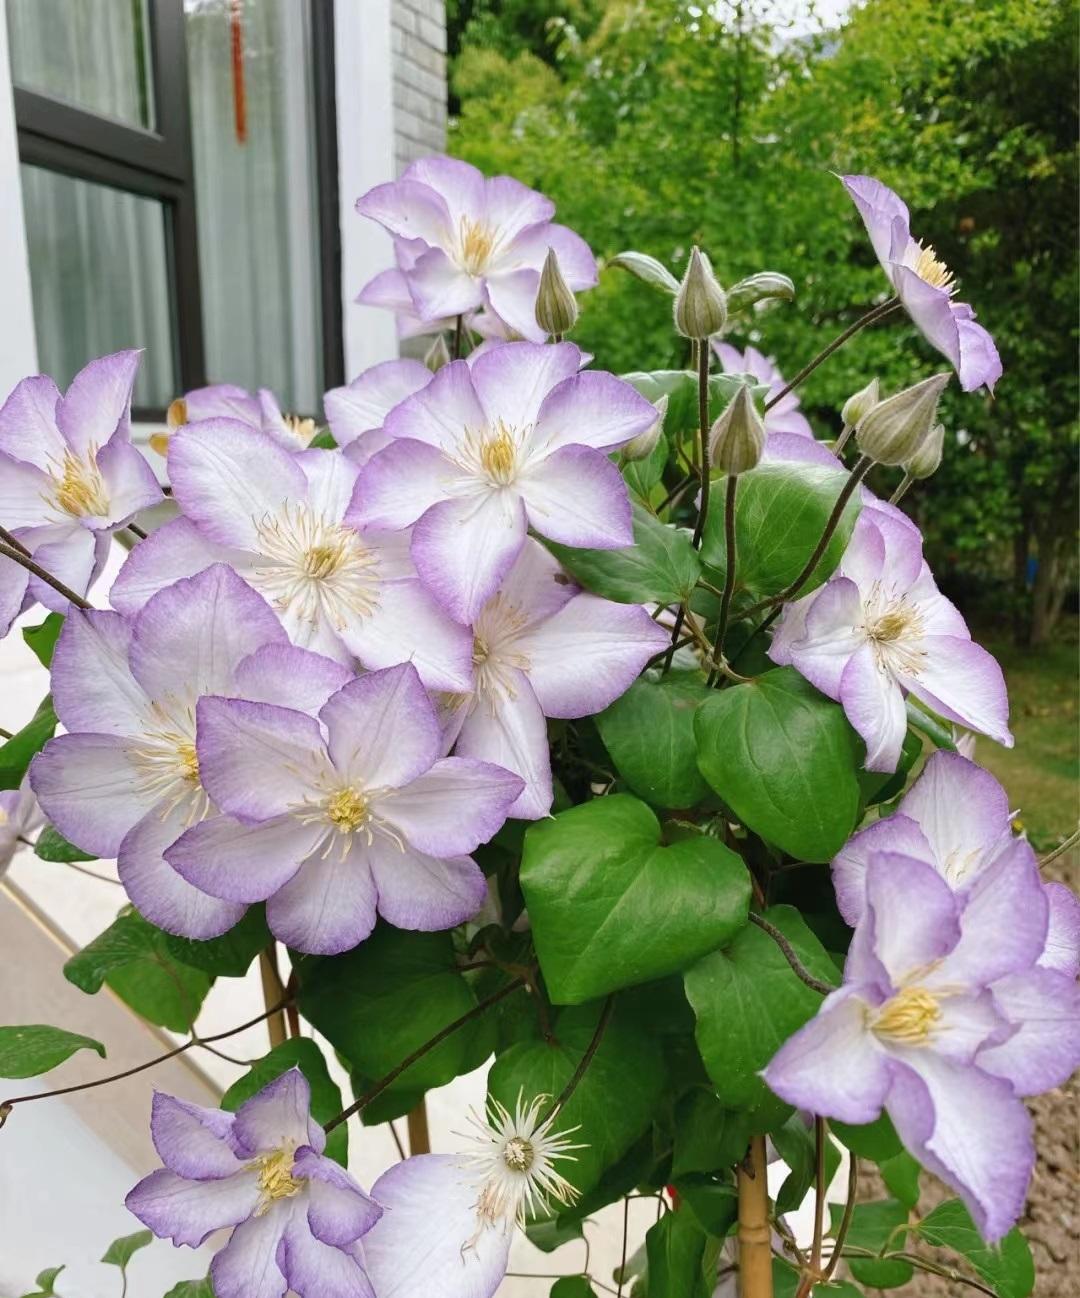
left=468, top=341, right=580, bottom=434
left=518, top=444, right=633, bottom=549
left=862, top=853, right=960, bottom=987
left=320, top=665, right=440, bottom=789
left=209, top=1204, right=292, bottom=1298
left=349, top=437, right=458, bottom=530
left=456, top=674, right=552, bottom=820
left=494, top=535, right=577, bottom=625
left=369, top=842, right=488, bottom=932
left=788, top=578, right=863, bottom=701
left=510, top=221, right=597, bottom=287
left=149, top=1090, right=242, bottom=1179
left=92, top=437, right=162, bottom=526
left=378, top=757, right=522, bottom=856
left=0, top=374, right=63, bottom=469
left=49, top=608, right=143, bottom=734
left=838, top=642, right=908, bottom=773
left=26, top=524, right=99, bottom=613
left=278, top=1214, right=375, bottom=1298
left=264, top=840, right=379, bottom=956
left=409, top=246, right=487, bottom=319
left=356, top=177, right=454, bottom=249
left=831, top=813, right=935, bottom=927
left=166, top=814, right=317, bottom=902
left=0, top=551, right=29, bottom=638
left=109, top=515, right=248, bottom=614
left=125, top=1166, right=260, bottom=1249
left=292, top=1146, right=382, bottom=1246
left=900, top=635, right=1012, bottom=748
left=841, top=175, right=912, bottom=276
left=977, top=967, right=1080, bottom=1095
left=483, top=267, right=545, bottom=341
left=0, top=453, right=57, bottom=528
left=234, top=643, right=353, bottom=715
left=324, top=359, right=432, bottom=447
left=1040, top=880, right=1080, bottom=977
left=532, top=370, right=658, bottom=455
left=57, top=350, right=140, bottom=457
left=383, top=359, right=488, bottom=450
left=30, top=734, right=155, bottom=857
left=232, top=1069, right=319, bottom=1156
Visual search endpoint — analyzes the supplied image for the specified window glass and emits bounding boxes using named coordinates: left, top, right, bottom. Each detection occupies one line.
left=7, top=0, right=155, bottom=130
left=20, top=165, right=177, bottom=409
left=185, top=0, right=324, bottom=412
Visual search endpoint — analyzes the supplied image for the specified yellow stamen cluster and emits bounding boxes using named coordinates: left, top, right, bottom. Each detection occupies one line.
left=176, top=740, right=200, bottom=784
left=253, top=1149, right=303, bottom=1212
left=872, top=986, right=941, bottom=1045
left=325, top=787, right=370, bottom=834
left=459, top=217, right=497, bottom=274
left=480, top=426, right=517, bottom=484
left=911, top=242, right=955, bottom=293
left=284, top=414, right=317, bottom=446
left=50, top=447, right=109, bottom=517
left=870, top=607, right=917, bottom=644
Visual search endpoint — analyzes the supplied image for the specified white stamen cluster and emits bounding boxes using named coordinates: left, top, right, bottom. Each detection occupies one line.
left=45, top=444, right=110, bottom=518
left=130, top=698, right=209, bottom=824
left=471, top=593, right=531, bottom=709
left=860, top=581, right=927, bottom=680
left=457, top=216, right=500, bottom=275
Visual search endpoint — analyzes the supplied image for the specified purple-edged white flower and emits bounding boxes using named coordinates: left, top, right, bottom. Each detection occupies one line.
left=348, top=342, right=656, bottom=623
left=765, top=851, right=1059, bottom=1241
left=442, top=539, right=668, bottom=817
left=362, top=1093, right=582, bottom=1298
left=179, top=383, right=319, bottom=451
left=358, top=236, right=477, bottom=339
left=357, top=156, right=597, bottom=342
left=110, top=420, right=473, bottom=688
left=0, top=351, right=161, bottom=624
left=0, top=776, right=43, bottom=874
left=28, top=564, right=340, bottom=938
left=770, top=506, right=1011, bottom=772
left=712, top=343, right=813, bottom=438
left=127, top=1070, right=380, bottom=1298
left=323, top=358, right=433, bottom=467
left=842, top=175, right=1002, bottom=393
left=166, top=663, right=523, bottom=955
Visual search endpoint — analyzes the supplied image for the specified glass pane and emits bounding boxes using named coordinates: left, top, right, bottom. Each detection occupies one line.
left=185, top=0, right=323, bottom=413
left=6, top=0, right=155, bottom=130
left=20, top=165, right=177, bottom=409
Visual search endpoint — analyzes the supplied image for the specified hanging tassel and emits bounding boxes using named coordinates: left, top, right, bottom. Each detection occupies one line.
left=229, top=0, right=247, bottom=144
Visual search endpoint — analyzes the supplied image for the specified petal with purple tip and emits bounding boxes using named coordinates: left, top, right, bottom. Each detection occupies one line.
left=149, top=1090, right=242, bottom=1180
left=518, top=443, right=633, bottom=550
left=210, top=1205, right=292, bottom=1298
left=126, top=1166, right=259, bottom=1249
left=166, top=814, right=317, bottom=903
left=30, top=733, right=154, bottom=857
left=264, top=840, right=378, bottom=956
left=292, top=1146, right=382, bottom=1247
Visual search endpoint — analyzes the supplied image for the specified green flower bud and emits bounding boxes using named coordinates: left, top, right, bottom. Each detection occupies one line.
left=725, top=270, right=796, bottom=315
left=622, top=394, right=668, bottom=462
left=535, top=248, right=579, bottom=336
left=855, top=373, right=951, bottom=466
left=424, top=333, right=452, bottom=372
left=905, top=421, right=945, bottom=480
left=709, top=384, right=766, bottom=475
left=841, top=376, right=880, bottom=428
left=673, top=247, right=727, bottom=340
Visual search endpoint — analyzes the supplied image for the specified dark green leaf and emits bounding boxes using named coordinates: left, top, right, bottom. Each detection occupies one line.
left=879, top=1150, right=920, bottom=1209
left=34, top=824, right=97, bottom=863
left=164, top=907, right=271, bottom=977
left=596, top=674, right=711, bottom=808
left=916, top=1200, right=1035, bottom=1298
left=695, top=668, right=863, bottom=861
left=22, top=614, right=64, bottom=668
left=675, top=1175, right=739, bottom=1237
left=221, top=1037, right=349, bottom=1166
left=858, top=728, right=922, bottom=807
left=829, top=1199, right=913, bottom=1288
left=0, top=696, right=57, bottom=790
left=772, top=1114, right=841, bottom=1215
left=101, top=1229, right=153, bottom=1268
left=488, top=1001, right=664, bottom=1196
left=683, top=905, right=837, bottom=1129
left=671, top=1089, right=751, bottom=1177
left=546, top=503, right=700, bottom=605
left=308, top=428, right=336, bottom=449
left=831, top=1113, right=902, bottom=1162
left=550, top=1278, right=598, bottom=1298
left=645, top=1210, right=710, bottom=1298
left=298, top=927, right=496, bottom=1123
left=64, top=908, right=212, bottom=1032
left=701, top=462, right=861, bottom=599
left=521, top=794, right=750, bottom=1004
left=0, top=1025, right=105, bottom=1078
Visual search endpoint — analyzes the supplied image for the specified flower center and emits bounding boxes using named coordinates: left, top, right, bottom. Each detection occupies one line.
left=283, top=414, right=317, bottom=447
left=872, top=986, right=941, bottom=1045
left=502, top=1136, right=535, bottom=1173
left=459, top=217, right=497, bottom=274
left=472, top=635, right=490, bottom=666
left=252, top=503, right=381, bottom=630
left=870, top=608, right=915, bottom=643
left=48, top=446, right=110, bottom=517
left=253, top=1149, right=304, bottom=1209
left=131, top=703, right=209, bottom=824
left=325, top=786, right=370, bottom=834
left=480, top=427, right=517, bottom=484
left=910, top=241, right=956, bottom=294
left=861, top=584, right=927, bottom=679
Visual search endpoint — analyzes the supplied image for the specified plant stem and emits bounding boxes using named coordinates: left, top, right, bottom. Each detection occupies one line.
left=0, top=525, right=30, bottom=557
left=1040, top=827, right=1080, bottom=868
left=748, top=913, right=835, bottom=995
left=764, top=298, right=900, bottom=412
left=452, top=313, right=464, bottom=360
left=740, top=455, right=872, bottom=619
left=259, top=946, right=289, bottom=1048
left=0, top=1000, right=292, bottom=1125
left=657, top=471, right=696, bottom=515
left=324, top=977, right=527, bottom=1133
left=692, top=339, right=711, bottom=548
left=833, top=422, right=854, bottom=454
left=823, top=1150, right=858, bottom=1281
left=889, top=471, right=915, bottom=505
left=708, top=474, right=739, bottom=681
left=660, top=605, right=687, bottom=675
left=738, top=1135, right=774, bottom=1298
left=545, top=995, right=614, bottom=1118
left=0, top=540, right=92, bottom=610
left=407, top=1100, right=431, bottom=1154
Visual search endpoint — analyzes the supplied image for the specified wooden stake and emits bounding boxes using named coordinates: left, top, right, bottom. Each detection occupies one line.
left=406, top=1099, right=431, bottom=1154
left=738, top=1134, right=774, bottom=1297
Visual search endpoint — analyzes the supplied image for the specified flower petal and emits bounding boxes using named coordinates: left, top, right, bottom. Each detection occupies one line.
left=408, top=246, right=486, bottom=319
left=278, top=1214, right=375, bottom=1298
left=508, top=221, right=597, bottom=288
left=49, top=608, right=143, bottom=735
left=185, top=382, right=261, bottom=426
left=292, top=1146, right=382, bottom=1247
left=1040, top=880, right=1080, bottom=977
left=901, top=635, right=1012, bottom=749
left=109, top=516, right=245, bottom=614
left=319, top=664, right=440, bottom=789
left=532, top=370, right=658, bottom=455
left=149, top=1090, right=242, bottom=1180
left=831, top=813, right=935, bottom=927
left=166, top=814, right=315, bottom=903
left=57, top=350, right=140, bottom=457
left=841, top=175, right=911, bottom=276
left=324, top=359, right=432, bottom=448
left=209, top=1205, right=292, bottom=1298
left=788, top=577, right=863, bottom=700
left=456, top=674, right=552, bottom=819
left=838, top=642, right=909, bottom=773
left=0, top=452, right=55, bottom=528
left=368, top=842, right=488, bottom=932
left=357, top=177, right=455, bottom=248
left=954, top=312, right=1002, bottom=394
left=25, top=525, right=101, bottom=613
left=348, top=438, right=457, bottom=531
left=860, top=852, right=961, bottom=989
left=483, top=267, right=545, bottom=341
left=518, top=444, right=633, bottom=549
left=468, top=340, right=581, bottom=434
left=234, top=643, right=353, bottom=716
left=30, top=733, right=154, bottom=857
left=379, top=757, right=522, bottom=856
left=232, top=1068, right=319, bottom=1156
left=264, top=839, right=378, bottom=955
left=126, top=1166, right=259, bottom=1249
left=93, top=437, right=162, bottom=526
left=0, top=374, right=63, bottom=469
left=978, top=967, right=1080, bottom=1095
left=383, top=358, right=487, bottom=450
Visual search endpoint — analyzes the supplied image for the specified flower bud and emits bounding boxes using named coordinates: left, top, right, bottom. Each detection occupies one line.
left=622, top=394, right=668, bottom=462
left=725, top=270, right=796, bottom=315
left=855, top=373, right=950, bottom=466
left=709, top=384, right=766, bottom=475
left=841, top=377, right=880, bottom=428
left=905, top=421, right=945, bottom=480
left=424, top=333, right=452, bottom=372
left=673, top=247, right=727, bottom=339
left=535, top=248, right=579, bottom=336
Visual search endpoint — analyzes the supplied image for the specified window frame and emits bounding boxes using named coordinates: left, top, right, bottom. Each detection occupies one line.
left=10, top=0, right=343, bottom=422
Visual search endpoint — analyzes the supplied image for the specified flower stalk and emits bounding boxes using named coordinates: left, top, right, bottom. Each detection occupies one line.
left=764, top=298, right=899, bottom=413
left=738, top=1134, right=774, bottom=1298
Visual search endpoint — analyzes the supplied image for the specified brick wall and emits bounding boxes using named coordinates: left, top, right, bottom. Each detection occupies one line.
left=391, top=0, right=448, bottom=175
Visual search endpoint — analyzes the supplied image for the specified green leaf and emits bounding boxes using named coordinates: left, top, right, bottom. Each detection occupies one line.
left=596, top=674, right=711, bottom=808
left=645, top=1210, right=710, bottom=1298
left=308, top=428, right=336, bottom=449
left=0, top=696, right=57, bottom=790
left=101, top=1228, right=153, bottom=1268
left=701, top=462, right=861, bottom=599
left=22, top=614, right=64, bottom=668
left=831, top=1112, right=902, bottom=1162
left=621, top=424, right=669, bottom=500
left=916, top=1199, right=1035, bottom=1298
left=521, top=794, right=750, bottom=1004
left=164, top=907, right=271, bottom=977
left=19, top=1265, right=65, bottom=1298
left=683, top=905, right=837, bottom=1129
left=671, top=1089, right=752, bottom=1177
left=624, top=371, right=759, bottom=448
left=550, top=1278, right=598, bottom=1298
left=221, top=1037, right=349, bottom=1166
left=546, top=503, right=701, bottom=605
left=879, top=1149, right=920, bottom=1209
left=0, top=1025, right=105, bottom=1077
left=772, top=1113, right=841, bottom=1214
left=829, top=1199, right=913, bottom=1289
left=675, top=1175, right=739, bottom=1237
left=162, top=1281, right=215, bottom=1298
left=34, top=824, right=97, bottom=863
left=609, top=251, right=680, bottom=293
left=695, top=668, right=863, bottom=861
left=64, top=908, right=212, bottom=1032
left=488, top=1001, right=664, bottom=1196
left=298, top=927, right=497, bottom=1123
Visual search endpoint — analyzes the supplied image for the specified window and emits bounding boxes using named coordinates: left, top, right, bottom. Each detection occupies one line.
left=6, top=0, right=342, bottom=419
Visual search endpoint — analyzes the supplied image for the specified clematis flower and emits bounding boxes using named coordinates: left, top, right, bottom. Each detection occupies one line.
left=362, top=1092, right=582, bottom=1298
left=440, top=539, right=669, bottom=817
left=109, top=420, right=473, bottom=688
left=357, top=236, right=479, bottom=339
left=769, top=506, right=1011, bottom=772
left=0, top=351, right=161, bottom=620
left=765, top=850, right=1060, bottom=1241
left=165, top=663, right=524, bottom=955
left=348, top=341, right=657, bottom=623
left=323, top=358, right=433, bottom=467
left=0, top=776, right=43, bottom=875
left=28, top=564, right=347, bottom=938
left=356, top=156, right=597, bottom=342
left=712, top=342, right=813, bottom=438
left=842, top=175, right=1002, bottom=393
left=127, top=1070, right=380, bottom=1298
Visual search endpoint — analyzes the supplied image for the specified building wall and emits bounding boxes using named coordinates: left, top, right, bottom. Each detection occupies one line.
left=392, top=0, right=448, bottom=174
